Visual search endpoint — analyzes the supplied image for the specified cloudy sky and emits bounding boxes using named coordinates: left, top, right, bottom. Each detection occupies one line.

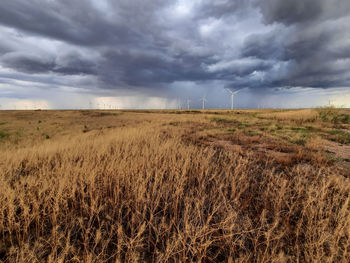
left=0, top=0, right=350, bottom=109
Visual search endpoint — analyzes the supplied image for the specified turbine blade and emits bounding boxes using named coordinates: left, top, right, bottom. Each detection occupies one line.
left=225, top=88, right=233, bottom=94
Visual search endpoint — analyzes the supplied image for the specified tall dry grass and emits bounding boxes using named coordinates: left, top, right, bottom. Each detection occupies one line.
left=258, top=109, right=319, bottom=123
left=0, top=116, right=349, bottom=262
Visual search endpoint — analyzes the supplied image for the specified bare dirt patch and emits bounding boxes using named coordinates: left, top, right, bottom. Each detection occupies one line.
left=323, top=140, right=350, bottom=160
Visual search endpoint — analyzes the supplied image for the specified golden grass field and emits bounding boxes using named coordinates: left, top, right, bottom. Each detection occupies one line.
left=0, top=108, right=349, bottom=262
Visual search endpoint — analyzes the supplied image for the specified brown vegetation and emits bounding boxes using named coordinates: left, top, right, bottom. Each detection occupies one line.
left=0, top=109, right=349, bottom=262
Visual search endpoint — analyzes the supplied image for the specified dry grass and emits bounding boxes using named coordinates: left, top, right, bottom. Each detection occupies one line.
left=259, top=109, right=319, bottom=122
left=0, top=109, right=349, bottom=262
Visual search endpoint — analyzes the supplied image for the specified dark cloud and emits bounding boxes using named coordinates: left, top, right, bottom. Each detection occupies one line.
left=244, top=0, right=350, bottom=89
left=1, top=52, right=97, bottom=76
left=258, top=0, right=323, bottom=25
left=98, top=48, right=220, bottom=89
left=0, top=48, right=10, bottom=57
left=0, top=0, right=349, bottom=98
left=54, top=52, right=98, bottom=75
left=195, top=0, right=251, bottom=19
left=258, top=0, right=350, bottom=25
left=241, top=28, right=287, bottom=60
left=1, top=53, right=55, bottom=74
left=0, top=0, right=171, bottom=47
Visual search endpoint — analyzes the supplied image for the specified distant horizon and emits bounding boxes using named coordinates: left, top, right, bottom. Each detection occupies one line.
left=1, top=105, right=348, bottom=111
left=1, top=0, right=350, bottom=108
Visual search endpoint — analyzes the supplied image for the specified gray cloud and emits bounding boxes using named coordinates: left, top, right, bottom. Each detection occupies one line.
left=0, top=0, right=349, bottom=102
left=1, top=51, right=97, bottom=76
left=245, top=0, right=350, bottom=89
left=258, top=0, right=350, bottom=25
left=54, top=52, right=98, bottom=75
left=195, top=0, right=251, bottom=19
left=0, top=1, right=129, bottom=46
left=258, top=0, right=323, bottom=25
left=0, top=43, right=11, bottom=56
left=241, top=27, right=288, bottom=60
left=1, top=53, right=55, bottom=74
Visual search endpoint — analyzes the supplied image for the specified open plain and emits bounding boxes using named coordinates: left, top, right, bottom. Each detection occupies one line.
left=0, top=108, right=349, bottom=262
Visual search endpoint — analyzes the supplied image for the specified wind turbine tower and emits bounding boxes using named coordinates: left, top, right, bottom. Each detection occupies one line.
left=187, top=98, right=191, bottom=110
left=177, top=98, right=182, bottom=109
left=200, top=96, right=207, bottom=110
left=225, top=88, right=242, bottom=110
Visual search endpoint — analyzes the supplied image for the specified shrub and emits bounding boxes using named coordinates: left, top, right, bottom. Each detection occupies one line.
left=0, top=130, right=9, bottom=139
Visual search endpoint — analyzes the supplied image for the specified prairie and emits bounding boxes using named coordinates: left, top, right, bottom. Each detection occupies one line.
left=0, top=108, right=349, bottom=262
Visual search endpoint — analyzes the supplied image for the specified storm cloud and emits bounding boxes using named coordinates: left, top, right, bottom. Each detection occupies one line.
left=0, top=0, right=349, bottom=108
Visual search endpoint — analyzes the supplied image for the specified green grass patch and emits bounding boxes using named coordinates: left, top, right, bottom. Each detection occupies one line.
left=0, top=130, right=10, bottom=139
left=210, top=117, right=242, bottom=127
left=324, top=152, right=350, bottom=163
left=291, top=127, right=307, bottom=132
left=237, top=124, right=247, bottom=129
left=99, top=112, right=118, bottom=116
left=291, top=138, right=307, bottom=146
left=244, top=129, right=261, bottom=137
left=15, top=129, right=24, bottom=138
left=267, top=124, right=284, bottom=132
left=317, top=108, right=350, bottom=124
left=290, top=127, right=312, bottom=138
left=0, top=122, right=7, bottom=126
left=332, top=114, right=350, bottom=124
left=305, top=125, right=319, bottom=132
left=182, top=110, right=201, bottom=114
left=210, top=117, right=231, bottom=123
left=328, top=129, right=350, bottom=144
left=276, top=124, right=283, bottom=130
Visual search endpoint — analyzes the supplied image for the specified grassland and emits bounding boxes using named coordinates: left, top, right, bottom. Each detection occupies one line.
left=0, top=108, right=349, bottom=262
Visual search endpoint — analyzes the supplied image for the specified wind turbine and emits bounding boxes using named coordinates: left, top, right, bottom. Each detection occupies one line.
left=200, top=96, right=207, bottom=110
left=176, top=98, right=182, bottom=109
left=187, top=98, right=191, bottom=110
left=225, top=88, right=243, bottom=110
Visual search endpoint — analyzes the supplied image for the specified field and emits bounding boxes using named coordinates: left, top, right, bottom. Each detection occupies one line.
left=0, top=108, right=350, bottom=262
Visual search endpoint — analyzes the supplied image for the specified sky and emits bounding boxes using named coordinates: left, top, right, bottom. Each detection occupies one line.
left=0, top=0, right=350, bottom=109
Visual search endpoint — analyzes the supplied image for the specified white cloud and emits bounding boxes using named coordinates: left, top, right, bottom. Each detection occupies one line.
left=199, top=19, right=222, bottom=37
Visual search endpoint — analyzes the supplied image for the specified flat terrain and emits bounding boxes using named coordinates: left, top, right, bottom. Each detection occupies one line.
left=0, top=108, right=349, bottom=262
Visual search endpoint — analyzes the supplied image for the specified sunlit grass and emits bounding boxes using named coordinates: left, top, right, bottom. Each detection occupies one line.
left=0, top=109, right=349, bottom=262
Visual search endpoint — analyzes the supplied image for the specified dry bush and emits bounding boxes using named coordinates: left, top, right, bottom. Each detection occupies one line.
left=0, top=113, right=349, bottom=262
